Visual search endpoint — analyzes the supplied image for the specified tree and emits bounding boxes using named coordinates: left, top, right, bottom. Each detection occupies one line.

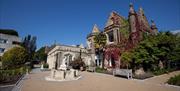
left=134, top=35, right=159, bottom=70
left=94, top=32, right=107, bottom=49
left=94, top=32, right=107, bottom=68
left=155, top=32, right=177, bottom=69
left=21, top=35, right=37, bottom=62
left=129, top=31, right=180, bottom=72
left=170, top=33, right=180, bottom=64
left=34, top=47, right=47, bottom=62
left=2, top=46, right=28, bottom=69
left=121, top=51, right=133, bottom=69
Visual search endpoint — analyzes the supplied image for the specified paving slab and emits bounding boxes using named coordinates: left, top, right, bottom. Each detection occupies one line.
left=21, top=70, right=180, bottom=91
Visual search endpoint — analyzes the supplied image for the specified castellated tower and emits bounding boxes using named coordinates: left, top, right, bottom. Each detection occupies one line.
left=138, top=7, right=151, bottom=32
left=128, top=3, right=157, bottom=45
left=128, top=3, right=139, bottom=45
left=129, top=3, right=137, bottom=33
left=137, top=7, right=158, bottom=35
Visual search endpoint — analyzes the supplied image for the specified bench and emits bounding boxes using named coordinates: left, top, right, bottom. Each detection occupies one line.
left=113, top=69, right=132, bottom=79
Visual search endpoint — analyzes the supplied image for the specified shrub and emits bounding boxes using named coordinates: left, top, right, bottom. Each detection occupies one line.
left=43, top=63, right=49, bottom=68
left=95, top=67, right=106, bottom=73
left=167, top=74, right=180, bottom=86
left=153, top=68, right=168, bottom=75
left=70, top=57, right=85, bottom=70
left=0, top=66, right=26, bottom=83
left=2, top=46, right=28, bottom=69
left=153, top=68, right=177, bottom=75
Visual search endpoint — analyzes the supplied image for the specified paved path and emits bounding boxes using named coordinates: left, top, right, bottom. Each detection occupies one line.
left=0, top=68, right=41, bottom=91
left=144, top=71, right=180, bottom=84
left=21, top=70, right=180, bottom=91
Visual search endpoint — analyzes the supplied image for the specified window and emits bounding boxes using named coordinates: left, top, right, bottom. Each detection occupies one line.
left=0, top=38, right=8, bottom=44
left=0, top=48, right=5, bottom=53
left=107, top=31, right=114, bottom=42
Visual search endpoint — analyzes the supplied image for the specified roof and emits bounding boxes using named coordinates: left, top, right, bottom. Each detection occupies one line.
left=0, top=29, right=19, bottom=36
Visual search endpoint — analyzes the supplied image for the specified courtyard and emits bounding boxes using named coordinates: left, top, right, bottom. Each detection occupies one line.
left=20, top=69, right=180, bottom=91
left=0, top=1, right=180, bottom=91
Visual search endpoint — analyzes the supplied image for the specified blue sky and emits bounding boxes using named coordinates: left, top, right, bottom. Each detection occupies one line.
left=0, top=0, right=180, bottom=49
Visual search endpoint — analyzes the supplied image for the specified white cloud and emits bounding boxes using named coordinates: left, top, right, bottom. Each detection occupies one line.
left=171, top=30, right=180, bottom=34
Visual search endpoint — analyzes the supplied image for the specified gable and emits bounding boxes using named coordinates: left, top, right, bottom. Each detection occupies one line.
left=105, top=11, right=126, bottom=28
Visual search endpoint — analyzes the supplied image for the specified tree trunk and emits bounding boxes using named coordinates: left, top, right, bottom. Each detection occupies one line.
left=119, top=57, right=121, bottom=69
left=102, top=52, right=104, bottom=69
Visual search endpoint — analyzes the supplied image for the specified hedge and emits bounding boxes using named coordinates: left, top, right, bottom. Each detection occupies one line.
left=0, top=67, right=26, bottom=83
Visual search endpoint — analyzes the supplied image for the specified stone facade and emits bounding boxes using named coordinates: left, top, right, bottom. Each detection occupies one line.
left=47, top=3, right=158, bottom=69
left=47, top=44, right=92, bottom=69
left=0, top=33, right=21, bottom=56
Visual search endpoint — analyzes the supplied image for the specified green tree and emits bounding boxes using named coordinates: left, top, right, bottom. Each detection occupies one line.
left=34, top=47, right=47, bottom=62
left=94, top=32, right=107, bottom=68
left=121, top=51, right=133, bottom=69
left=21, top=35, right=37, bottom=63
left=155, top=32, right=177, bottom=69
left=130, top=31, right=180, bottom=72
left=170, top=33, right=180, bottom=63
left=2, top=46, right=28, bottom=69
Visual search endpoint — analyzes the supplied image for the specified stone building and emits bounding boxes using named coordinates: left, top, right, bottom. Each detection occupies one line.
left=46, top=44, right=92, bottom=69
left=86, top=3, right=158, bottom=68
left=0, top=30, right=21, bottom=56
left=47, top=3, right=158, bottom=69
